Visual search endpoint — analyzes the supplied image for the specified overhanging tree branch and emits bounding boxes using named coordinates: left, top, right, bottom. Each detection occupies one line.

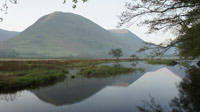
left=120, top=0, right=200, bottom=58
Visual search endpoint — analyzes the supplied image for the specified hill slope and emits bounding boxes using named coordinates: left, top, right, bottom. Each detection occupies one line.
left=0, top=29, right=19, bottom=41
left=109, top=29, right=145, bottom=55
left=2, top=12, right=145, bottom=58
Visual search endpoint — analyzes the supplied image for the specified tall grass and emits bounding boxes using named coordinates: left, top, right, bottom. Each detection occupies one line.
left=0, top=70, right=66, bottom=92
left=0, top=60, right=68, bottom=93
left=79, top=65, right=134, bottom=78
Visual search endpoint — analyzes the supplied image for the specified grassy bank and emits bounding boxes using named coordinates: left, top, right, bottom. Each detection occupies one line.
left=79, top=65, right=134, bottom=78
left=0, top=61, right=68, bottom=92
left=0, top=70, right=65, bottom=92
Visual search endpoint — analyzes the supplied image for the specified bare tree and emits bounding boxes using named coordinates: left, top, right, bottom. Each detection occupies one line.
left=118, top=0, right=200, bottom=58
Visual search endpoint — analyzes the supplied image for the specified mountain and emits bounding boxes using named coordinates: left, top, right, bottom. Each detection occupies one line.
left=109, top=29, right=145, bottom=55
left=0, top=29, right=19, bottom=41
left=2, top=12, right=145, bottom=58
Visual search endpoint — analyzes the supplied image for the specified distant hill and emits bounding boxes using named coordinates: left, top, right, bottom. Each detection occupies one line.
left=0, top=29, right=19, bottom=41
left=1, top=12, right=145, bottom=58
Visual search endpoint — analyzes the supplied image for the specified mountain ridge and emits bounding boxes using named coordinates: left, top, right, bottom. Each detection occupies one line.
left=0, top=29, right=19, bottom=41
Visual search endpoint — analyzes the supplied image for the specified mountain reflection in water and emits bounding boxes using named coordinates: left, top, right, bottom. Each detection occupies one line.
left=32, top=67, right=144, bottom=106
left=0, top=62, right=187, bottom=112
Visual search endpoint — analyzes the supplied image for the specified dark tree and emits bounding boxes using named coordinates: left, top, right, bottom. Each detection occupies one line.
left=108, top=48, right=123, bottom=60
left=130, top=54, right=138, bottom=60
left=119, top=0, right=200, bottom=59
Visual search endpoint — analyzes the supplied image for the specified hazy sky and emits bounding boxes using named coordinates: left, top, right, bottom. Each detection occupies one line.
left=0, top=0, right=175, bottom=44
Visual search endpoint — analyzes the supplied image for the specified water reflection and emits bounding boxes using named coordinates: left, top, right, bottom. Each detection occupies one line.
left=0, top=62, right=188, bottom=112
left=170, top=66, right=200, bottom=112
left=32, top=68, right=144, bottom=106
left=137, top=66, right=200, bottom=112
left=0, top=92, right=21, bottom=101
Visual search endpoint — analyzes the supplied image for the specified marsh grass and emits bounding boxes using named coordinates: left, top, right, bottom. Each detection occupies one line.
left=0, top=70, right=66, bottom=92
left=0, top=60, right=68, bottom=93
left=0, top=59, right=133, bottom=93
left=79, top=65, right=134, bottom=78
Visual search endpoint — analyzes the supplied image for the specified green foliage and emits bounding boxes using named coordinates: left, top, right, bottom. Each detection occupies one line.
left=108, top=48, right=123, bottom=59
left=79, top=65, right=134, bottom=78
left=178, top=23, right=200, bottom=59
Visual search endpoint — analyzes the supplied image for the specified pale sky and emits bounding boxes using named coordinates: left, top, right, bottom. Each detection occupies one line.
left=0, top=0, right=175, bottom=44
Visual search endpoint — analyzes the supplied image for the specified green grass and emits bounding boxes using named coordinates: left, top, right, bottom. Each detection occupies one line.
left=79, top=65, right=134, bottom=78
left=0, top=69, right=66, bottom=93
left=0, top=60, right=68, bottom=93
left=146, top=59, right=179, bottom=66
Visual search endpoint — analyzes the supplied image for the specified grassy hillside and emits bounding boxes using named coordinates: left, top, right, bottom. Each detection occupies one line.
left=2, top=12, right=145, bottom=58
left=109, top=29, right=145, bottom=56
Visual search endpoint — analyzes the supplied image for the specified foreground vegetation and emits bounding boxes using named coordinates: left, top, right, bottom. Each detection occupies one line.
left=79, top=65, right=134, bottom=78
left=0, top=59, right=132, bottom=92
left=0, top=70, right=65, bottom=92
left=0, top=61, right=68, bottom=92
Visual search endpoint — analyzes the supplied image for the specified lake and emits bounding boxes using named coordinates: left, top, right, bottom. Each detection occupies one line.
left=0, top=61, right=187, bottom=112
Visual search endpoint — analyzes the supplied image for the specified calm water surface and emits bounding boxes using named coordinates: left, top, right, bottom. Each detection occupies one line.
left=0, top=61, right=186, bottom=112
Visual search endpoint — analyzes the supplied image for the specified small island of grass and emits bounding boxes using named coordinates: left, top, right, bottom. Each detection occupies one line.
left=79, top=65, right=134, bottom=78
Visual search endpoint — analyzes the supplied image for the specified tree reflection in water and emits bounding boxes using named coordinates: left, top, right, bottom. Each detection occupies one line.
left=137, top=66, right=200, bottom=112
left=0, top=92, right=21, bottom=102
